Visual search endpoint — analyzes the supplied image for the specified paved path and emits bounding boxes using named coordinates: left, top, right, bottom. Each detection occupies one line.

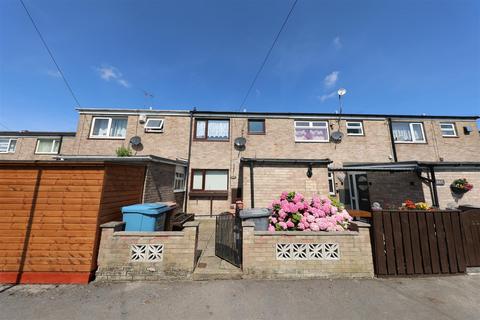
left=1, top=276, right=479, bottom=320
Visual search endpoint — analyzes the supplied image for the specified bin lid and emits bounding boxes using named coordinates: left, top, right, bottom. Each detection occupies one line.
left=122, top=203, right=169, bottom=215
left=239, top=208, right=271, bottom=219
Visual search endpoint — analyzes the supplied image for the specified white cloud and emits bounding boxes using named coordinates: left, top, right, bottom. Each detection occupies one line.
left=318, top=91, right=337, bottom=102
left=96, top=65, right=130, bottom=88
left=324, top=71, right=339, bottom=88
left=46, top=69, right=61, bottom=78
left=333, top=36, right=342, bottom=50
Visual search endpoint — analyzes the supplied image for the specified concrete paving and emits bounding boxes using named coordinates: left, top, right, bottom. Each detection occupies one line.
left=1, top=276, right=479, bottom=320
left=193, top=219, right=242, bottom=280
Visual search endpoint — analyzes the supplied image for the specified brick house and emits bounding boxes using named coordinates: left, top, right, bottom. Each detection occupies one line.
left=61, top=108, right=479, bottom=216
left=3, top=109, right=478, bottom=215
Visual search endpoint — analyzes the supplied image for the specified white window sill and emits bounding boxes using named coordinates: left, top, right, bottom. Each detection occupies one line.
left=174, top=189, right=186, bottom=193
left=89, top=136, right=126, bottom=140
left=294, top=140, right=330, bottom=143
left=35, top=152, right=59, bottom=155
left=347, top=133, right=364, bottom=136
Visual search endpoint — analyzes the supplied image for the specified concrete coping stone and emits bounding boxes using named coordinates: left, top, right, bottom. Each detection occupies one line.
left=355, top=221, right=371, bottom=228
left=114, top=231, right=185, bottom=237
left=183, top=221, right=200, bottom=228
left=100, top=221, right=125, bottom=229
left=253, top=230, right=359, bottom=236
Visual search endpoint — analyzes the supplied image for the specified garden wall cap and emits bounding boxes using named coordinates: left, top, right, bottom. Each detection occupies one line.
left=100, top=221, right=125, bottom=228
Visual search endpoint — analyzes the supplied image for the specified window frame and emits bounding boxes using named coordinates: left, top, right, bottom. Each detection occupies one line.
left=144, top=118, right=165, bottom=133
left=190, top=169, right=229, bottom=194
left=247, top=119, right=266, bottom=135
left=35, top=138, right=61, bottom=154
left=440, top=122, right=457, bottom=137
left=0, top=138, right=17, bottom=153
left=194, top=119, right=230, bottom=141
left=173, top=165, right=186, bottom=192
left=294, top=120, right=330, bottom=143
left=392, top=122, right=426, bottom=144
left=346, top=121, right=364, bottom=136
left=328, top=172, right=336, bottom=195
left=89, top=116, right=128, bottom=139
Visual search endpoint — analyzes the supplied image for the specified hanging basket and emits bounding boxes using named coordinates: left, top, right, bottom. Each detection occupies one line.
left=450, top=185, right=468, bottom=195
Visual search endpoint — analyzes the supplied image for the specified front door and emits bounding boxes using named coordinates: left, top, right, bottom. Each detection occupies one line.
left=349, top=173, right=371, bottom=211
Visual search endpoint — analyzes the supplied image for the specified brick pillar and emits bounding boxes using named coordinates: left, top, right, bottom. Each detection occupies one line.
left=356, top=221, right=375, bottom=277
left=242, top=220, right=255, bottom=272
left=97, top=221, right=125, bottom=267
left=182, top=221, right=200, bottom=271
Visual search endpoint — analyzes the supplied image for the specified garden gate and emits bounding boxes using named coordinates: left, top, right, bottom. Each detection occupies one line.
left=460, top=208, right=480, bottom=268
left=215, top=212, right=242, bottom=267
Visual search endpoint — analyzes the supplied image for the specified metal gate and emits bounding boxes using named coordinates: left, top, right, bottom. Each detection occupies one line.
left=215, top=213, right=242, bottom=267
left=461, top=208, right=480, bottom=268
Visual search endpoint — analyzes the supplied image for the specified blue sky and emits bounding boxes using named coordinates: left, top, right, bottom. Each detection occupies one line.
left=0, top=0, right=479, bottom=131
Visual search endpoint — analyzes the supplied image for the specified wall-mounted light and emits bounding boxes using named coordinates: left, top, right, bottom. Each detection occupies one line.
left=306, top=164, right=313, bottom=178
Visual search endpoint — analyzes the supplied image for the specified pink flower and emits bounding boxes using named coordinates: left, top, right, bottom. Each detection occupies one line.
left=307, top=215, right=315, bottom=223
left=279, top=221, right=288, bottom=230
left=293, top=193, right=304, bottom=204
left=268, top=225, right=275, bottom=232
left=278, top=210, right=287, bottom=220
left=297, top=222, right=305, bottom=230
left=280, top=192, right=288, bottom=200
left=270, top=217, right=277, bottom=224
left=286, top=220, right=295, bottom=228
left=310, top=222, right=320, bottom=231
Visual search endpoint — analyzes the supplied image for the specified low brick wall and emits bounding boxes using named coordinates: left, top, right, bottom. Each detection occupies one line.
left=96, top=221, right=199, bottom=281
left=242, top=221, right=374, bottom=279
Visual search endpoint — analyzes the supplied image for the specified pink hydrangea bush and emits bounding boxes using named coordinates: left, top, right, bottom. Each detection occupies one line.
left=267, top=191, right=352, bottom=232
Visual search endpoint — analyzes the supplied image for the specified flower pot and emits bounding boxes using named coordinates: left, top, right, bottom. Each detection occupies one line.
left=450, top=186, right=468, bottom=195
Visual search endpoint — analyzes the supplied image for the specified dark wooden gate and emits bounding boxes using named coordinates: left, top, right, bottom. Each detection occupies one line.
left=215, top=213, right=242, bottom=267
left=372, top=210, right=466, bottom=276
left=460, top=208, right=480, bottom=268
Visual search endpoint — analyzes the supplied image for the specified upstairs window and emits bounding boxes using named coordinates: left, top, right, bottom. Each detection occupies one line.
left=0, top=138, right=17, bottom=153
left=248, top=119, right=266, bottom=134
left=144, top=118, right=164, bottom=133
left=191, top=169, right=228, bottom=192
left=173, top=166, right=186, bottom=192
left=294, top=121, right=329, bottom=142
left=346, top=121, right=364, bottom=136
left=35, top=138, right=60, bottom=154
left=392, top=122, right=426, bottom=143
left=90, top=117, right=127, bottom=139
left=440, top=123, right=457, bottom=137
left=195, top=119, right=229, bottom=141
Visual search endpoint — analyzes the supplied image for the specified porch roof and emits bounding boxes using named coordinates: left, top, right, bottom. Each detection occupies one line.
left=333, top=161, right=480, bottom=172
left=240, top=158, right=331, bottom=165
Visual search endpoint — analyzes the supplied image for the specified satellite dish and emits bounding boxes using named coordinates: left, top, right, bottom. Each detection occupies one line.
left=337, top=88, right=347, bottom=96
left=234, top=137, right=246, bottom=149
left=130, top=136, right=142, bottom=146
left=330, top=131, right=343, bottom=143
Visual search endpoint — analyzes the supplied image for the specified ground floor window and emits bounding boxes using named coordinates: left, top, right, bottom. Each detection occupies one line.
left=328, top=172, right=335, bottom=195
left=191, top=169, right=228, bottom=192
left=173, top=165, right=186, bottom=192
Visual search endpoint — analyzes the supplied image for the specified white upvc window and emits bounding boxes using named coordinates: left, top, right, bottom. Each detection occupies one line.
left=294, top=121, right=329, bottom=142
left=440, top=123, right=457, bottom=137
left=191, top=169, right=228, bottom=192
left=328, top=172, right=336, bottom=195
left=145, top=118, right=165, bottom=133
left=90, top=117, right=127, bottom=139
left=392, top=122, right=426, bottom=143
left=346, top=121, right=364, bottom=136
left=0, top=138, right=17, bottom=153
left=35, top=138, right=60, bottom=154
left=173, top=166, right=186, bottom=192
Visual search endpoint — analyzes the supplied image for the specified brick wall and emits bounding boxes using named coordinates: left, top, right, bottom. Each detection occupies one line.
left=0, top=136, right=75, bottom=160
left=242, top=221, right=374, bottom=279
left=367, top=172, right=427, bottom=209
left=142, top=162, right=185, bottom=211
left=96, top=221, right=199, bottom=281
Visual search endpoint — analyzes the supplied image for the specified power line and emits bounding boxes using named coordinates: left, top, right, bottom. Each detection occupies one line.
left=0, top=121, right=12, bottom=131
left=19, top=0, right=81, bottom=107
left=238, top=0, right=298, bottom=110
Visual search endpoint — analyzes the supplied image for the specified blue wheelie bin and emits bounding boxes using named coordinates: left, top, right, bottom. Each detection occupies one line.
left=122, top=203, right=170, bottom=231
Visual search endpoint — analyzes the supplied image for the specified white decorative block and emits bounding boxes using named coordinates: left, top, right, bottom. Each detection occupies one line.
left=131, top=244, right=164, bottom=262
left=276, top=243, right=339, bottom=261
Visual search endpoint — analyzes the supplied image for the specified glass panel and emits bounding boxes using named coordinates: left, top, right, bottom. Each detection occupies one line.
left=204, top=171, right=228, bottom=191
left=52, top=140, right=60, bottom=153
left=411, top=123, right=424, bottom=141
left=248, top=120, right=265, bottom=133
left=192, top=171, right=203, bottom=190
left=195, top=120, right=206, bottom=138
left=311, top=122, right=327, bottom=127
left=110, top=118, right=127, bottom=137
left=295, top=121, right=310, bottom=127
left=92, top=118, right=109, bottom=136
left=146, top=119, right=163, bottom=128
left=37, top=139, right=54, bottom=153
left=295, top=127, right=328, bottom=141
left=392, top=122, right=412, bottom=141
left=0, top=139, right=9, bottom=152
left=347, top=122, right=361, bottom=127
left=347, top=122, right=363, bottom=134
left=207, top=120, right=229, bottom=140
left=440, top=124, right=455, bottom=136
left=8, top=139, right=16, bottom=152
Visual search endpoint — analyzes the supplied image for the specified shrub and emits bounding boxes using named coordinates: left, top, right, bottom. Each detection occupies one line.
left=115, top=146, right=133, bottom=157
left=268, top=191, right=352, bottom=232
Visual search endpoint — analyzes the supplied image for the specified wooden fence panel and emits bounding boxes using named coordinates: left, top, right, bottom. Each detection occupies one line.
left=372, top=210, right=466, bottom=276
left=461, top=209, right=480, bottom=267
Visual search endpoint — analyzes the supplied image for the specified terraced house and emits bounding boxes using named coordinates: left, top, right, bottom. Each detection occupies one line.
left=49, top=108, right=479, bottom=216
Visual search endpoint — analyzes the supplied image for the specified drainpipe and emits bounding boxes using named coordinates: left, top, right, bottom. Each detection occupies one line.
left=387, top=118, right=398, bottom=162
left=249, top=161, right=255, bottom=208
left=429, top=166, right=440, bottom=208
left=183, top=109, right=194, bottom=212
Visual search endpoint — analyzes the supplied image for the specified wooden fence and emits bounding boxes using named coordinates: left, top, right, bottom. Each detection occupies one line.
left=372, top=210, right=466, bottom=276
left=461, top=208, right=480, bottom=268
